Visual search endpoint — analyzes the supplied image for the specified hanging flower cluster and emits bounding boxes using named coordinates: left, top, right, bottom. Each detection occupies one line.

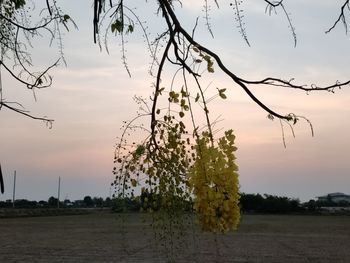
left=189, top=130, right=240, bottom=232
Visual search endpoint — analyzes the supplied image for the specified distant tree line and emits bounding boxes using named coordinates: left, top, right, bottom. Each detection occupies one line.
left=2, top=193, right=348, bottom=212
left=0, top=196, right=114, bottom=209
left=110, top=192, right=192, bottom=213
left=113, top=193, right=350, bottom=214
left=240, top=194, right=302, bottom=214
left=112, top=193, right=304, bottom=214
left=240, top=193, right=350, bottom=214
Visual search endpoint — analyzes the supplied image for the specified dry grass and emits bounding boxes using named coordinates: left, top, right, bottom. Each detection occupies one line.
left=0, top=213, right=349, bottom=262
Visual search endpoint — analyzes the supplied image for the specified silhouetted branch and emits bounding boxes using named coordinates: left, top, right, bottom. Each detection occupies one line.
left=263, top=0, right=283, bottom=8
left=231, top=0, right=250, bottom=46
left=93, top=0, right=350, bottom=135
left=158, top=0, right=290, bottom=120
left=0, top=101, right=53, bottom=126
left=0, top=59, right=59, bottom=89
left=0, top=0, right=72, bottom=124
left=265, top=1, right=296, bottom=46
left=326, top=0, right=350, bottom=34
left=0, top=13, right=60, bottom=31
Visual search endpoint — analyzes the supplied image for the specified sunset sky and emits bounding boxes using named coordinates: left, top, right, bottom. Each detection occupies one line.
left=1, top=0, right=350, bottom=202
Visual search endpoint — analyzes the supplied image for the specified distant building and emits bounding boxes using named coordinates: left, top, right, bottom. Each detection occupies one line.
left=317, top=192, right=350, bottom=204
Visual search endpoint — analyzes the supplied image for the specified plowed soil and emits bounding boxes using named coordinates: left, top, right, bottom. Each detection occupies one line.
left=0, top=213, right=349, bottom=262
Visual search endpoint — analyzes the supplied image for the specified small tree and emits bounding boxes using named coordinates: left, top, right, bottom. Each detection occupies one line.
left=104, top=197, right=113, bottom=207
left=48, top=196, right=58, bottom=207
left=93, top=197, right=104, bottom=208
left=83, top=195, right=94, bottom=207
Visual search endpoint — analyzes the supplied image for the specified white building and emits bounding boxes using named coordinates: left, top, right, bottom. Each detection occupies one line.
left=317, top=192, right=350, bottom=203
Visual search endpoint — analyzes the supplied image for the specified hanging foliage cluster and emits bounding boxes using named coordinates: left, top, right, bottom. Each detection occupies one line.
left=107, top=0, right=243, bottom=233
left=114, top=107, right=192, bottom=214
left=113, top=88, right=241, bottom=233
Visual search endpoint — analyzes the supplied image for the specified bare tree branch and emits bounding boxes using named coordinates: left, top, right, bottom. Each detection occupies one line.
left=0, top=101, right=54, bottom=125
left=0, top=0, right=73, bottom=124
left=326, top=0, right=350, bottom=34
left=93, top=0, right=350, bottom=133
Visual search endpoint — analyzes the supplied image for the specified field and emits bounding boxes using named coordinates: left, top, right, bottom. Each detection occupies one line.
left=0, top=213, right=349, bottom=262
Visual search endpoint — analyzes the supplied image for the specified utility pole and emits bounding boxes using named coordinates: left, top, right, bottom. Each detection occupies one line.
left=0, top=163, right=4, bottom=194
left=57, top=176, right=61, bottom=209
left=12, top=171, right=16, bottom=208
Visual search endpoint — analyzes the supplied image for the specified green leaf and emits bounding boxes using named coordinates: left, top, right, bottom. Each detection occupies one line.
left=63, top=14, right=70, bottom=22
left=180, top=87, right=188, bottom=97
left=135, top=145, right=145, bottom=156
left=203, top=55, right=211, bottom=61
left=111, top=24, right=116, bottom=33
left=131, top=179, right=137, bottom=187
left=180, top=99, right=186, bottom=107
left=111, top=20, right=124, bottom=33
left=169, top=91, right=180, bottom=103
left=207, top=60, right=214, bottom=73
left=127, top=25, right=134, bottom=33
left=267, top=114, right=274, bottom=120
left=195, top=93, right=200, bottom=102
left=218, top=88, right=227, bottom=99
left=14, top=0, right=26, bottom=9
left=193, top=46, right=200, bottom=53
left=219, top=93, right=227, bottom=99
left=157, top=87, right=165, bottom=95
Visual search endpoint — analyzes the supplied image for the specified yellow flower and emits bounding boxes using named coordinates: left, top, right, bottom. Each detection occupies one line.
left=189, top=130, right=240, bottom=232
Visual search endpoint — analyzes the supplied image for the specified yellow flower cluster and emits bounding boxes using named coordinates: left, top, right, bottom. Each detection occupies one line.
left=189, top=130, right=240, bottom=232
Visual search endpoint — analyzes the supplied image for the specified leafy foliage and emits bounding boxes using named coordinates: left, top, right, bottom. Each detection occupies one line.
left=113, top=91, right=241, bottom=236
left=240, top=193, right=302, bottom=214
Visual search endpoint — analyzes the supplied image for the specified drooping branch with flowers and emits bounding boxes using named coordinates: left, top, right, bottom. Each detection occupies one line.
left=93, top=0, right=350, bottom=234
left=90, top=0, right=350, bottom=242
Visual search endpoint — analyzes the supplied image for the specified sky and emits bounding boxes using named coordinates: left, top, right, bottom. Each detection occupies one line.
left=1, top=0, right=350, bottom=202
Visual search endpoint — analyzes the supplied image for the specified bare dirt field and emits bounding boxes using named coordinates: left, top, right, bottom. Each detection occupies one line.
left=0, top=213, right=349, bottom=263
